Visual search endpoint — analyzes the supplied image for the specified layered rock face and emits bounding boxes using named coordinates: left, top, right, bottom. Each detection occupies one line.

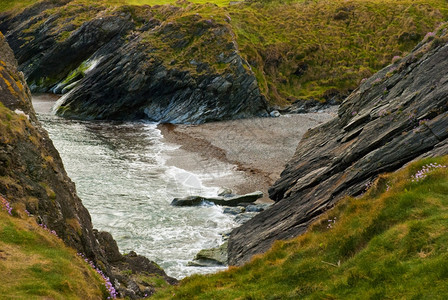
left=228, top=27, right=448, bottom=265
left=0, top=1, right=268, bottom=124
left=0, top=32, right=175, bottom=298
left=0, top=31, right=99, bottom=260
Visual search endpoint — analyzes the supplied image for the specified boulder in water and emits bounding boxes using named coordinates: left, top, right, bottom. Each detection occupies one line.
left=171, top=191, right=263, bottom=207
left=217, top=187, right=233, bottom=197
left=188, top=242, right=228, bottom=267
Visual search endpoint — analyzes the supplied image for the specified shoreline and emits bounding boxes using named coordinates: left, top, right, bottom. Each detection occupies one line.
left=158, top=108, right=338, bottom=203
left=32, top=93, right=338, bottom=203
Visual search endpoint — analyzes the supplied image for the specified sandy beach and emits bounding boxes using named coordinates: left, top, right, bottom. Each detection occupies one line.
left=159, top=108, right=338, bottom=202
left=32, top=93, right=337, bottom=203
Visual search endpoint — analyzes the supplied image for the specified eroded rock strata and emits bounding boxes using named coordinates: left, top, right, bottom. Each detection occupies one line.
left=0, top=1, right=268, bottom=124
left=228, top=27, right=448, bottom=266
left=0, top=32, right=175, bottom=298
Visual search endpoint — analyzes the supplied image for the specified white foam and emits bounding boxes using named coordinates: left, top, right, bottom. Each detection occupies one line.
left=35, top=106, right=241, bottom=279
left=165, top=166, right=219, bottom=197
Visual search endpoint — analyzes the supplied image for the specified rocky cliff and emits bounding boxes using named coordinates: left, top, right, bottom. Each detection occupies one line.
left=2, top=0, right=445, bottom=123
left=228, top=25, right=448, bottom=265
left=0, top=0, right=268, bottom=124
left=0, top=32, right=175, bottom=298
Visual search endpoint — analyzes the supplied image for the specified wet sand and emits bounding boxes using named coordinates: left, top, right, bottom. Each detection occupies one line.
left=159, top=108, right=338, bottom=202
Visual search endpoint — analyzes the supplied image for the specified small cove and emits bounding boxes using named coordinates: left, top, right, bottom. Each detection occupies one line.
left=32, top=94, right=240, bottom=279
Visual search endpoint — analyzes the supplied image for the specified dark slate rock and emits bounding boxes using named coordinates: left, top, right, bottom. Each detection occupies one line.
left=171, top=191, right=263, bottom=207
left=223, top=207, right=245, bottom=215
left=228, top=29, right=448, bottom=266
left=0, top=3, right=268, bottom=124
left=0, top=30, right=177, bottom=297
left=188, top=242, right=228, bottom=267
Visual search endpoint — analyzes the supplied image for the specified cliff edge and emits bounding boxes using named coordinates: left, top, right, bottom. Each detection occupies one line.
left=0, top=32, right=176, bottom=298
left=0, top=1, right=268, bottom=124
left=228, top=25, right=448, bottom=265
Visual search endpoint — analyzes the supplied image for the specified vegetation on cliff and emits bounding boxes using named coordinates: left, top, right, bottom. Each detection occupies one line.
left=153, top=156, right=448, bottom=299
left=1, top=0, right=447, bottom=113
left=0, top=203, right=110, bottom=299
left=229, top=0, right=448, bottom=104
left=1, top=27, right=178, bottom=298
left=229, top=21, right=448, bottom=265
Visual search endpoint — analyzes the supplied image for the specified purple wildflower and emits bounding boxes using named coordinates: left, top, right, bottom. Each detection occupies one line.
left=38, top=223, right=58, bottom=237
left=378, top=110, right=388, bottom=117
left=365, top=181, right=373, bottom=191
left=0, top=196, right=12, bottom=215
left=372, top=78, right=382, bottom=85
left=411, top=163, right=446, bottom=182
left=327, top=217, right=337, bottom=229
left=77, top=253, right=117, bottom=299
left=419, top=119, right=429, bottom=126
left=391, top=55, right=401, bottom=63
left=424, top=32, right=435, bottom=40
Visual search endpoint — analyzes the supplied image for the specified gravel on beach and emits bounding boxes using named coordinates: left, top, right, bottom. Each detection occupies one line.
left=158, top=108, right=338, bottom=202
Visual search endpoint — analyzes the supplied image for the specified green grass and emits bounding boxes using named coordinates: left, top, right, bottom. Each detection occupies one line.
left=153, top=156, right=448, bottom=299
left=0, top=206, right=108, bottom=299
left=4, top=0, right=447, bottom=106
left=0, top=0, right=37, bottom=12
left=125, top=0, right=231, bottom=6
left=227, top=0, right=448, bottom=104
left=2, top=0, right=448, bottom=106
left=0, top=0, right=231, bottom=12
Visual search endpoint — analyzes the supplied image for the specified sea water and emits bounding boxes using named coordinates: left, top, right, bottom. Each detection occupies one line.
left=33, top=96, right=237, bottom=279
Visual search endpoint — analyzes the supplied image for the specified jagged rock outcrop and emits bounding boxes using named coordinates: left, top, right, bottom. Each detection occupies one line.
left=0, top=32, right=176, bottom=298
left=0, top=1, right=268, bottom=124
left=228, top=26, right=448, bottom=265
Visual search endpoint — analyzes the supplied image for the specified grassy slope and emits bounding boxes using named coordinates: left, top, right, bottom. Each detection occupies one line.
left=153, top=156, right=448, bottom=299
left=0, top=102, right=109, bottom=299
left=2, top=0, right=448, bottom=106
left=0, top=205, right=108, bottom=299
left=229, top=0, right=448, bottom=104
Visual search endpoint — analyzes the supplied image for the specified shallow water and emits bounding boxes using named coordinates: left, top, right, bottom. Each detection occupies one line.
left=33, top=96, right=237, bottom=279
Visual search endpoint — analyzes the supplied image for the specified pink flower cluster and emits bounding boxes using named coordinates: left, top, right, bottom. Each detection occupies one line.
left=392, top=55, right=401, bottom=63
left=327, top=217, right=336, bottom=229
left=77, top=253, right=117, bottom=299
left=38, top=223, right=58, bottom=236
left=372, top=78, right=382, bottom=85
left=0, top=196, right=12, bottom=215
left=424, top=32, right=435, bottom=40
left=411, top=163, right=446, bottom=182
